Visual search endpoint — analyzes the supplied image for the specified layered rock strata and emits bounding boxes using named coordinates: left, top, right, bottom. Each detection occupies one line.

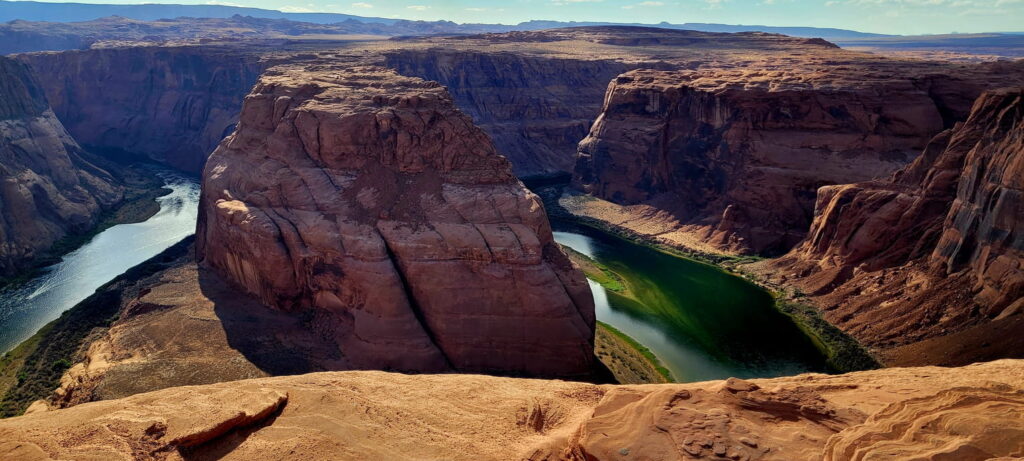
left=19, top=46, right=265, bottom=173
left=3, top=360, right=1022, bottom=460
left=197, top=63, right=596, bottom=377
left=385, top=50, right=632, bottom=176
left=0, top=56, right=122, bottom=275
left=574, top=65, right=1024, bottom=255
left=760, top=88, right=1024, bottom=365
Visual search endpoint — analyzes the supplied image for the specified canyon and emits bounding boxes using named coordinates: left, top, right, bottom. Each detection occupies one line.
left=755, top=87, right=1024, bottom=366
left=19, top=46, right=265, bottom=173
left=572, top=60, right=1024, bottom=255
left=0, top=23, right=1023, bottom=461
left=0, top=55, right=122, bottom=276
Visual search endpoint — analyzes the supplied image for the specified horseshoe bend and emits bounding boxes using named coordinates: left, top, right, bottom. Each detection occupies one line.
left=0, top=15, right=1022, bottom=461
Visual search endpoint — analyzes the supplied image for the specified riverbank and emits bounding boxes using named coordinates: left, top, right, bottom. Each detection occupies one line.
left=0, top=237, right=194, bottom=417
left=561, top=244, right=671, bottom=383
left=533, top=183, right=879, bottom=374
left=0, top=161, right=172, bottom=291
left=596, top=322, right=672, bottom=383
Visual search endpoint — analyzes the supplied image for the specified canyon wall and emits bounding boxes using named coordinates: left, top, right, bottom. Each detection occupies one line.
left=197, top=62, right=596, bottom=377
left=19, top=46, right=265, bottom=173
left=385, top=50, right=631, bottom=176
left=573, top=64, right=1024, bottom=255
left=4, top=360, right=1023, bottom=460
left=762, top=88, right=1024, bottom=365
left=0, top=56, right=122, bottom=275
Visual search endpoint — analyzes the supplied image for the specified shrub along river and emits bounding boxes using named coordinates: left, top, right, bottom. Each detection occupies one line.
left=0, top=173, right=200, bottom=354
left=553, top=222, right=831, bottom=382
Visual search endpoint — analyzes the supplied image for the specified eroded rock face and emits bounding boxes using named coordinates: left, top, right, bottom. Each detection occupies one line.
left=4, top=360, right=1023, bottom=460
left=19, top=46, right=265, bottom=173
left=0, top=56, right=122, bottom=275
left=761, top=88, right=1024, bottom=364
left=573, top=68, right=1017, bottom=255
left=385, top=50, right=632, bottom=176
left=197, top=63, right=595, bottom=377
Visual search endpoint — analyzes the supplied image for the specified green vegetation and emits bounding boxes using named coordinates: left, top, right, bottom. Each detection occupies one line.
left=560, top=244, right=627, bottom=293
left=775, top=299, right=880, bottom=372
left=598, top=321, right=674, bottom=382
left=0, top=237, right=193, bottom=418
left=536, top=182, right=880, bottom=377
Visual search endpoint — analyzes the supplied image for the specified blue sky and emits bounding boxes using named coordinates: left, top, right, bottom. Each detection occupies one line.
left=62, top=0, right=1024, bottom=34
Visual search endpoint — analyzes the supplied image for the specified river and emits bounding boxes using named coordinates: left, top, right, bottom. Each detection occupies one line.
left=553, top=223, right=831, bottom=382
left=0, top=176, right=828, bottom=381
left=0, top=173, right=200, bottom=354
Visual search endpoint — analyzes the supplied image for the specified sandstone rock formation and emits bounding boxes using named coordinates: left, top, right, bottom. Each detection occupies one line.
left=385, top=50, right=631, bottom=176
left=758, top=88, right=1024, bottom=365
left=0, top=56, right=122, bottom=275
left=573, top=63, right=1024, bottom=255
left=3, top=360, right=1022, bottom=460
left=196, top=62, right=596, bottom=377
left=19, top=46, right=265, bottom=173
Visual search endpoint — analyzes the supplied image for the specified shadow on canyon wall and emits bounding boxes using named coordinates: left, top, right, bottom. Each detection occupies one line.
left=197, top=267, right=342, bottom=376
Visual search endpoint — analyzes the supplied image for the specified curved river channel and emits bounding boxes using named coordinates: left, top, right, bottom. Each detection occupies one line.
left=1, top=177, right=828, bottom=383
left=553, top=222, right=831, bottom=382
left=0, top=173, right=200, bottom=354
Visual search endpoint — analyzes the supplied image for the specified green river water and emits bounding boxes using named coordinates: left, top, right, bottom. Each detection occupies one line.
left=553, top=222, right=832, bottom=382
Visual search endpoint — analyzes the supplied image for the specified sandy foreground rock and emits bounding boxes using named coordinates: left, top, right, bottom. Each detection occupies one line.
left=1, top=360, right=1022, bottom=460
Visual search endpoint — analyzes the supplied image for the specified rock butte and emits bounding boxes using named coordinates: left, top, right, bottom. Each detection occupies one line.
left=0, top=55, right=122, bottom=275
left=755, top=87, right=1024, bottom=366
left=2, top=360, right=1023, bottom=460
left=196, top=61, right=596, bottom=378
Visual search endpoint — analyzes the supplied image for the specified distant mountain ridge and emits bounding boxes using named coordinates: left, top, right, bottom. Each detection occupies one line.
left=0, top=0, right=398, bottom=24
left=516, top=20, right=888, bottom=38
left=0, top=0, right=887, bottom=38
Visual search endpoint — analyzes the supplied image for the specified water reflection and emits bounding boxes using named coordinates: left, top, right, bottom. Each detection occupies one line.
left=554, top=224, right=830, bottom=382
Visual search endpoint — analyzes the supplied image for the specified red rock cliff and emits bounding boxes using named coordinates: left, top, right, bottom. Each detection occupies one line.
left=197, top=63, right=596, bottom=377
left=574, top=64, right=1024, bottom=255
left=0, top=56, right=122, bottom=275
left=762, top=88, right=1024, bottom=365
left=385, top=50, right=632, bottom=176
left=19, top=46, right=265, bottom=173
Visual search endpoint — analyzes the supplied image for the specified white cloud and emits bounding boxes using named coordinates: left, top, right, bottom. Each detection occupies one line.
left=622, top=1, right=664, bottom=9
left=465, top=7, right=487, bottom=11
left=280, top=4, right=317, bottom=12
left=406, top=5, right=429, bottom=10
left=351, top=2, right=373, bottom=8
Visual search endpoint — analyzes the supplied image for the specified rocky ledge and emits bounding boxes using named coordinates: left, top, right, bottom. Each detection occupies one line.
left=757, top=88, right=1024, bottom=366
left=2, top=360, right=1022, bottom=460
left=197, top=62, right=596, bottom=378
